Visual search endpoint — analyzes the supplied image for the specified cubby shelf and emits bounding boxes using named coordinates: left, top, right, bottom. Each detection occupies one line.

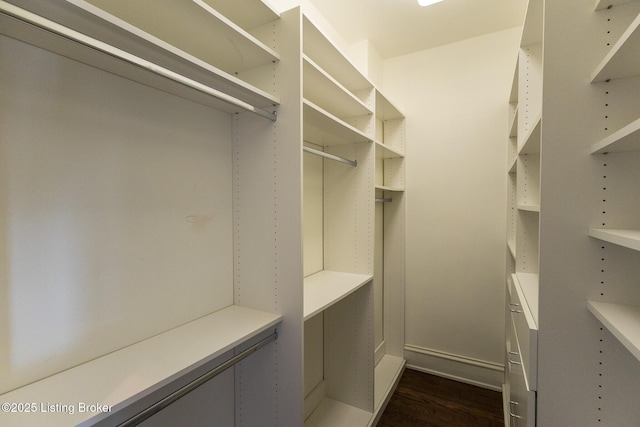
left=591, top=117, right=640, bottom=153
left=592, top=10, right=640, bottom=82
left=0, top=305, right=281, bottom=427
left=375, top=141, right=404, bottom=159
left=303, top=271, right=373, bottom=321
left=302, top=16, right=372, bottom=95
left=587, top=301, right=640, bottom=362
left=589, top=228, right=640, bottom=251
left=303, top=100, right=372, bottom=146
left=517, top=204, right=541, bottom=212
left=304, top=56, right=373, bottom=120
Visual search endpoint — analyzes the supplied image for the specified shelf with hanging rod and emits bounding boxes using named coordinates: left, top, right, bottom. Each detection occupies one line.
left=0, top=0, right=278, bottom=120
left=303, top=145, right=358, bottom=167
left=0, top=305, right=281, bottom=427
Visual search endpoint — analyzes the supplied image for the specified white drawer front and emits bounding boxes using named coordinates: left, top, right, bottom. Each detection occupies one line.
left=509, top=276, right=538, bottom=391
left=508, top=346, right=536, bottom=427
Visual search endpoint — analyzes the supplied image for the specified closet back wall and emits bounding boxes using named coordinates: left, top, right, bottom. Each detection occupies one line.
left=382, top=27, right=521, bottom=389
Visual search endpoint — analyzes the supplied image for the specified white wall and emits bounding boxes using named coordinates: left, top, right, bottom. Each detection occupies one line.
left=382, top=27, right=521, bottom=389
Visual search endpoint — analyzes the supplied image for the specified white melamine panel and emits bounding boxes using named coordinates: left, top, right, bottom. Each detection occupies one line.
left=0, top=306, right=281, bottom=427
left=374, top=199, right=384, bottom=353
left=304, top=313, right=324, bottom=397
left=516, top=211, right=539, bottom=274
left=0, top=36, right=233, bottom=394
left=516, top=154, right=540, bottom=208
left=517, top=44, right=542, bottom=152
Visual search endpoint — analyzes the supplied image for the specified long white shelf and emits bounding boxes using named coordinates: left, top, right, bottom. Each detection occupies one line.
left=0, top=305, right=281, bottom=427
left=304, top=397, right=372, bottom=427
left=304, top=270, right=373, bottom=321
left=589, top=228, right=640, bottom=251
left=521, top=0, right=543, bottom=46
left=375, top=185, right=405, bottom=192
left=592, top=10, right=640, bottom=82
left=587, top=301, right=640, bottom=362
left=71, top=0, right=279, bottom=74
left=375, top=91, right=404, bottom=121
left=591, top=117, right=640, bottom=153
left=1, top=0, right=279, bottom=113
left=304, top=56, right=373, bottom=120
left=302, top=15, right=372, bottom=94
left=303, top=100, right=372, bottom=146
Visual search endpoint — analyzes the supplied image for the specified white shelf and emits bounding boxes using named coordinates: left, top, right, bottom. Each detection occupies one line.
left=303, top=100, right=372, bottom=146
left=517, top=204, right=541, bottom=212
left=0, top=305, right=281, bottom=427
left=375, top=141, right=404, bottom=159
left=587, top=301, right=640, bottom=362
left=514, top=272, right=539, bottom=328
left=304, top=397, right=372, bottom=427
left=518, top=115, right=541, bottom=154
left=508, top=157, right=517, bottom=174
left=304, top=270, right=373, bottom=321
left=304, top=56, right=373, bottom=120
left=375, top=185, right=405, bottom=192
left=592, top=11, right=640, bottom=82
left=595, top=0, right=639, bottom=10
left=375, top=91, right=404, bottom=121
left=302, top=16, right=372, bottom=94
left=591, top=117, right=640, bottom=153
left=589, top=228, right=640, bottom=251
left=508, top=240, right=517, bottom=259
left=509, top=61, right=519, bottom=104
left=196, top=0, right=279, bottom=31
left=509, top=107, right=519, bottom=138
left=1, top=0, right=279, bottom=113
left=72, top=0, right=279, bottom=74
left=373, top=355, right=405, bottom=417
left=521, top=0, right=543, bottom=46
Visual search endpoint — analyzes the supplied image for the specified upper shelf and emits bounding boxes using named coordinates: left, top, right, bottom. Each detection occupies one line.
left=71, top=0, right=279, bottom=75
left=304, top=56, right=373, bottom=120
left=375, top=141, right=404, bottom=159
left=587, top=301, right=640, bottom=362
left=304, top=270, right=373, bottom=321
left=595, top=0, right=639, bottom=11
left=302, top=15, right=372, bottom=95
left=375, top=90, right=404, bottom=121
left=591, top=117, right=640, bottom=153
left=1, top=0, right=280, bottom=114
left=0, top=305, right=281, bottom=427
left=303, top=100, right=372, bottom=147
left=592, top=11, right=640, bottom=82
left=513, top=272, right=539, bottom=328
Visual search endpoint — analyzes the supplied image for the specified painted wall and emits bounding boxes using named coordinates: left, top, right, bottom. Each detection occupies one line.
left=382, top=27, right=521, bottom=389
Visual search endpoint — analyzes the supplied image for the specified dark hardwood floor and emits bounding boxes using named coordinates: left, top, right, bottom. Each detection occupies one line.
left=378, top=368, right=504, bottom=427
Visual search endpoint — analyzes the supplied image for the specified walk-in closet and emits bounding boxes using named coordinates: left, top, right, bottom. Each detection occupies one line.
left=1, top=0, right=639, bottom=426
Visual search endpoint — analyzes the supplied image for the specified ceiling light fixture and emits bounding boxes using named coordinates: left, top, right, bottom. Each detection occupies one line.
left=418, top=0, right=444, bottom=6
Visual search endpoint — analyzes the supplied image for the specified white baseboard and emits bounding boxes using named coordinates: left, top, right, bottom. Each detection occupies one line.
left=404, top=344, right=504, bottom=391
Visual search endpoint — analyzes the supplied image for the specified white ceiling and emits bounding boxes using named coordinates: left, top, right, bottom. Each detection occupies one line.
left=306, top=0, right=527, bottom=59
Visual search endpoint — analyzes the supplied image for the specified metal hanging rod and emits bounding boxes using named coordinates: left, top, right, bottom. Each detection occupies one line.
left=375, top=198, right=392, bottom=203
left=303, top=145, right=357, bottom=167
left=0, top=1, right=277, bottom=122
left=118, top=330, right=278, bottom=427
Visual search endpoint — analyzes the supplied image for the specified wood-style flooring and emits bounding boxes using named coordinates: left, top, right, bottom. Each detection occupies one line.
left=378, top=368, right=504, bottom=427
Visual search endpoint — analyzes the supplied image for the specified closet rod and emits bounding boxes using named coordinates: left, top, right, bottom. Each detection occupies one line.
left=118, top=330, right=278, bottom=427
left=303, top=145, right=357, bottom=167
left=0, top=1, right=277, bottom=122
left=375, top=198, right=392, bottom=203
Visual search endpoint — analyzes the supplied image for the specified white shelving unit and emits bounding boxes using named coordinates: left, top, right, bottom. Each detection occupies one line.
left=506, top=0, right=640, bottom=425
left=0, top=306, right=281, bottom=427
left=301, top=12, right=405, bottom=427
left=1, top=1, right=303, bottom=426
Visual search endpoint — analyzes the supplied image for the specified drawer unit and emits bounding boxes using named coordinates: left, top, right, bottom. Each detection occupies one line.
left=507, top=342, right=536, bottom=427
left=509, top=274, right=538, bottom=391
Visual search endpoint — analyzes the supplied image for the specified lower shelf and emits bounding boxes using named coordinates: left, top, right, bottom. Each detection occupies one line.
left=304, top=270, right=373, bottom=320
left=304, top=398, right=372, bottom=427
left=587, top=300, right=640, bottom=362
left=0, top=305, right=281, bottom=427
left=372, top=354, right=405, bottom=423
